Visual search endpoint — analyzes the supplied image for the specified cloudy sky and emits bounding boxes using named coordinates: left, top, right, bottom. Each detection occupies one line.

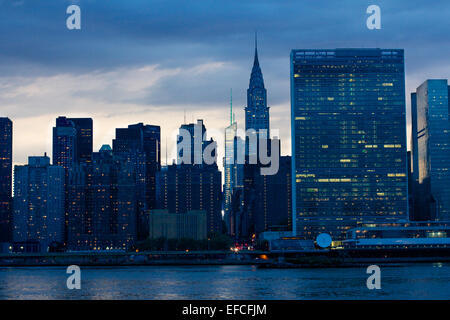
left=0, top=0, right=449, bottom=167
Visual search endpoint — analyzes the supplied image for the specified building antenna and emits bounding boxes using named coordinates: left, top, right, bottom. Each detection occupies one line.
left=184, top=110, right=186, bottom=124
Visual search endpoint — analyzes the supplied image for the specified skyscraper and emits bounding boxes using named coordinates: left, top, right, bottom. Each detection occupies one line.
left=53, top=116, right=93, bottom=246
left=53, top=117, right=77, bottom=170
left=245, top=35, right=269, bottom=137
left=156, top=164, right=223, bottom=235
left=411, top=79, right=450, bottom=221
left=0, top=118, right=12, bottom=243
left=177, top=119, right=216, bottom=166
left=158, top=120, right=222, bottom=234
left=224, top=91, right=245, bottom=235
left=240, top=36, right=270, bottom=239
left=253, top=155, right=292, bottom=233
left=224, top=122, right=237, bottom=210
left=224, top=131, right=245, bottom=236
left=13, top=155, right=65, bottom=252
left=66, top=162, right=87, bottom=249
left=237, top=138, right=290, bottom=238
left=410, top=92, right=421, bottom=221
left=113, top=123, right=161, bottom=239
left=68, top=118, right=93, bottom=164
left=235, top=37, right=291, bottom=239
left=53, top=116, right=93, bottom=167
left=411, top=93, right=419, bottom=184
left=67, top=145, right=137, bottom=251
left=291, top=49, right=408, bottom=240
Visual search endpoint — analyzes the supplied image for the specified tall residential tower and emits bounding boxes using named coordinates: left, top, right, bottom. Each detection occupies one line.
left=13, top=155, right=65, bottom=251
left=0, top=118, right=12, bottom=243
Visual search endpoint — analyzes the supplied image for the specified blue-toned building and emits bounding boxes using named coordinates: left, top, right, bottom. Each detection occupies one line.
left=253, top=155, right=292, bottom=234
left=232, top=37, right=292, bottom=240
left=177, top=119, right=216, bottom=166
left=13, top=155, right=65, bottom=252
left=53, top=117, right=78, bottom=171
left=0, top=118, right=12, bottom=243
left=158, top=120, right=222, bottom=235
left=113, top=123, right=161, bottom=240
left=411, top=79, right=450, bottom=221
left=224, top=132, right=245, bottom=237
left=156, top=164, right=223, bottom=235
left=159, top=120, right=222, bottom=234
left=224, top=92, right=245, bottom=236
left=290, top=49, right=408, bottom=241
left=53, top=117, right=93, bottom=167
left=69, top=118, right=93, bottom=164
left=67, top=145, right=138, bottom=251
left=53, top=116, right=93, bottom=246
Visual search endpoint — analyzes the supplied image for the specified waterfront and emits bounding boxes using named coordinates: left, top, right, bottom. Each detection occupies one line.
left=0, top=263, right=449, bottom=299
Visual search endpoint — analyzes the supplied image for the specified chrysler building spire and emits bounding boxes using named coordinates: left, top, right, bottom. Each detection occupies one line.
left=245, top=33, right=269, bottom=136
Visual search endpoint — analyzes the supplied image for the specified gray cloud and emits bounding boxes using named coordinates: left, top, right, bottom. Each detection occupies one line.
left=0, top=0, right=449, bottom=165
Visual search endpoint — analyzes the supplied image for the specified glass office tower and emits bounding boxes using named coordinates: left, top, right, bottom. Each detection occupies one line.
left=224, top=90, right=245, bottom=236
left=412, top=79, right=450, bottom=221
left=224, top=122, right=237, bottom=229
left=290, top=49, right=408, bottom=241
left=68, top=118, right=93, bottom=164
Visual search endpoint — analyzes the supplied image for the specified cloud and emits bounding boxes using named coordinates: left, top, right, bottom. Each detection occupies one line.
left=1, top=62, right=250, bottom=168
left=0, top=62, right=233, bottom=117
left=0, top=0, right=449, bottom=168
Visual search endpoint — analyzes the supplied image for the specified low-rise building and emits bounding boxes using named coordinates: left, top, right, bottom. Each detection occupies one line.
left=344, top=221, right=450, bottom=249
left=149, top=209, right=207, bottom=240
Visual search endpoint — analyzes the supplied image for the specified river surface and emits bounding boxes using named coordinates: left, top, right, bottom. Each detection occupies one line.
left=0, top=263, right=449, bottom=299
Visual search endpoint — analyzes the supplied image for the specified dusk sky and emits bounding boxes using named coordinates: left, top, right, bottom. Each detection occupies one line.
left=0, top=0, right=449, bottom=167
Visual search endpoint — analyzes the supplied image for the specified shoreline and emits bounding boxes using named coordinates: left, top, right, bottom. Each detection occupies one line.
left=1, top=250, right=450, bottom=267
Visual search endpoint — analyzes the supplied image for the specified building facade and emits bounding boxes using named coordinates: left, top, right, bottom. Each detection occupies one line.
left=291, top=49, right=408, bottom=240
left=53, top=117, right=78, bottom=171
left=69, top=118, right=93, bottom=164
left=411, top=79, right=450, bottom=221
left=253, top=155, right=292, bottom=233
left=13, top=155, right=65, bottom=252
left=245, top=37, right=270, bottom=138
left=148, top=209, right=207, bottom=240
left=53, top=117, right=93, bottom=167
left=177, top=119, right=216, bottom=166
left=0, top=118, right=12, bottom=243
left=156, top=164, right=222, bottom=235
left=113, top=123, right=161, bottom=239
left=53, top=116, right=93, bottom=246
left=232, top=38, right=292, bottom=240
left=67, top=145, right=137, bottom=251
left=224, top=115, right=245, bottom=236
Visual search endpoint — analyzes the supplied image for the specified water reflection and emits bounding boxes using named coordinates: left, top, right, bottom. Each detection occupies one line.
left=0, top=264, right=449, bottom=300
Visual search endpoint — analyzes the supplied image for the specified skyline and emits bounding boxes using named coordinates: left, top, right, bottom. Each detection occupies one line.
left=1, top=1, right=450, bottom=168
left=2, top=1, right=450, bottom=304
